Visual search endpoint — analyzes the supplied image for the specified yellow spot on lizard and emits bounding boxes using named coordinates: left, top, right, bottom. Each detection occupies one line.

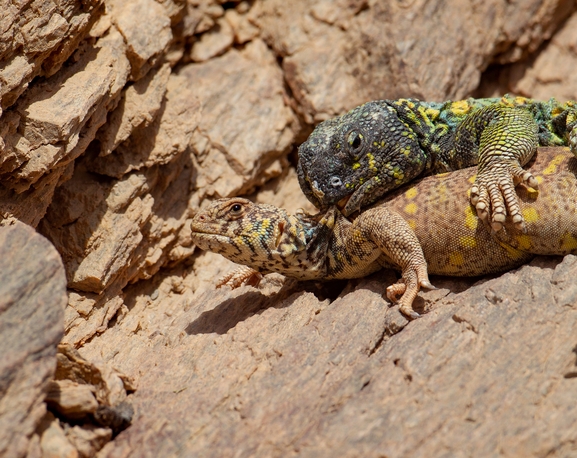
left=552, top=107, right=564, bottom=117
left=407, top=219, right=416, bottom=230
left=449, top=252, right=464, bottom=266
left=450, top=100, right=471, bottom=116
left=367, top=153, right=377, bottom=172
left=514, top=235, right=532, bottom=250
left=543, top=154, right=566, bottom=175
left=352, top=162, right=360, bottom=170
left=405, top=188, right=418, bottom=199
left=522, top=207, right=539, bottom=224
left=404, top=203, right=418, bottom=215
left=468, top=174, right=477, bottom=184
left=514, top=96, right=529, bottom=105
left=424, top=107, right=440, bottom=120
left=418, top=106, right=435, bottom=127
left=459, top=236, right=477, bottom=248
left=561, top=233, right=577, bottom=251
left=464, top=206, right=478, bottom=230
left=499, top=241, right=526, bottom=259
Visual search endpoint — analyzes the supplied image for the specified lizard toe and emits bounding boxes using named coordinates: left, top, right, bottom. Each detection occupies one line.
left=217, top=266, right=263, bottom=289
left=399, top=305, right=420, bottom=320
left=472, top=163, right=535, bottom=232
left=487, top=181, right=507, bottom=232
left=469, top=184, right=480, bottom=206
left=386, top=282, right=406, bottom=304
left=471, top=184, right=490, bottom=224
left=420, top=279, right=437, bottom=290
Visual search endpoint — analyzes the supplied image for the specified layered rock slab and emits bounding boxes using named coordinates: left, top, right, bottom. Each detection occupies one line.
left=252, top=0, right=576, bottom=122
left=0, top=0, right=104, bottom=110
left=478, top=10, right=577, bottom=101
left=83, top=252, right=577, bottom=457
left=183, top=38, right=298, bottom=202
left=0, top=221, right=67, bottom=458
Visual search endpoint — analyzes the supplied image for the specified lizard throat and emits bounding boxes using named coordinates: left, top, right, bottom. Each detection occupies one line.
left=336, top=195, right=351, bottom=212
left=275, top=221, right=285, bottom=248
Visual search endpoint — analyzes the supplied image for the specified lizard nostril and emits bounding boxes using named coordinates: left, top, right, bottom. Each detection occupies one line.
left=330, top=176, right=343, bottom=188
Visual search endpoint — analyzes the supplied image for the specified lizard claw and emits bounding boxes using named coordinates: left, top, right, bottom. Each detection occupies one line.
left=469, top=164, right=536, bottom=232
left=419, top=279, right=437, bottom=290
left=386, top=281, right=420, bottom=319
left=385, top=264, right=434, bottom=319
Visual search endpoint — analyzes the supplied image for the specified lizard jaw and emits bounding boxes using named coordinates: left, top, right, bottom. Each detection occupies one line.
left=336, top=195, right=351, bottom=213
left=190, top=224, right=233, bottom=251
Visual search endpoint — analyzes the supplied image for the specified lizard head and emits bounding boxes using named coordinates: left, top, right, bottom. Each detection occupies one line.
left=297, top=100, right=424, bottom=216
left=191, top=198, right=313, bottom=271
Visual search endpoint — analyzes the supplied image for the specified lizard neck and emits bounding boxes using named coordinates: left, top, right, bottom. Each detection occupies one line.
left=259, top=209, right=339, bottom=279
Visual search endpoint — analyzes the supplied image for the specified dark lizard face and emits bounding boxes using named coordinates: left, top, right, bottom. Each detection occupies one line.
left=297, top=101, right=426, bottom=215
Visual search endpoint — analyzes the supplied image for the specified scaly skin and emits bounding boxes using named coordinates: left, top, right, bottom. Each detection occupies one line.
left=192, top=148, right=577, bottom=318
left=297, top=95, right=577, bottom=231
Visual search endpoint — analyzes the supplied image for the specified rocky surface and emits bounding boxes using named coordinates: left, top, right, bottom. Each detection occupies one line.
left=0, top=221, right=66, bottom=458
left=1, top=0, right=577, bottom=457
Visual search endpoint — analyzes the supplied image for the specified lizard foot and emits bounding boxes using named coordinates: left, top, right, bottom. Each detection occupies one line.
left=469, top=165, right=538, bottom=232
left=385, top=265, right=436, bottom=319
left=217, top=266, right=263, bottom=289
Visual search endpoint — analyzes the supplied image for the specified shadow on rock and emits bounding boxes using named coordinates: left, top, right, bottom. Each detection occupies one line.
left=186, top=278, right=349, bottom=335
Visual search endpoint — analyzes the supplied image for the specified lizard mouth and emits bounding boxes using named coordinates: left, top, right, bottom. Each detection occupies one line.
left=335, top=195, right=351, bottom=212
left=190, top=221, right=232, bottom=245
left=190, top=221, right=218, bottom=235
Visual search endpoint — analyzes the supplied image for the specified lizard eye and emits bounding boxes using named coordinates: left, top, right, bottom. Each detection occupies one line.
left=347, top=130, right=363, bottom=151
left=228, top=203, right=244, bottom=215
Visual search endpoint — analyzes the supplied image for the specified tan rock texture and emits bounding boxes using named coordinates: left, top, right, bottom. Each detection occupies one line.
left=0, top=221, right=67, bottom=458
left=2, top=1, right=577, bottom=457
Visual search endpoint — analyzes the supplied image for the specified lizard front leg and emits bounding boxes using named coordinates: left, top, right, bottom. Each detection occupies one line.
left=217, top=265, right=264, bottom=289
left=352, top=207, right=435, bottom=318
left=457, top=106, right=539, bottom=231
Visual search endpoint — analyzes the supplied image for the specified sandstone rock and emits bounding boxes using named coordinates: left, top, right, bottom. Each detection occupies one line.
left=0, top=24, right=130, bottom=225
left=0, top=27, right=130, bottom=193
left=0, top=161, right=72, bottom=227
left=45, top=380, right=99, bottom=418
left=0, top=222, right=67, bottom=458
left=79, top=251, right=577, bottom=457
left=224, top=7, right=260, bottom=45
left=39, top=415, right=79, bottom=458
left=107, top=0, right=174, bottom=80
left=90, top=70, right=200, bottom=178
left=65, top=425, right=112, bottom=458
left=4, top=1, right=577, bottom=457
left=0, top=0, right=103, bottom=110
left=251, top=0, right=576, bottom=123
left=96, top=63, right=172, bottom=158
left=479, top=11, right=577, bottom=101
left=190, top=16, right=234, bottom=62
left=40, top=148, right=193, bottom=295
left=181, top=39, right=298, bottom=201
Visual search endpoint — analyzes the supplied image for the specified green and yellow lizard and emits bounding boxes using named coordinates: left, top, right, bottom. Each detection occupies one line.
left=297, top=96, right=577, bottom=231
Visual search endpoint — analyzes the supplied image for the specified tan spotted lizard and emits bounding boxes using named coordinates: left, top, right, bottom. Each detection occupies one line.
left=191, top=148, right=577, bottom=318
